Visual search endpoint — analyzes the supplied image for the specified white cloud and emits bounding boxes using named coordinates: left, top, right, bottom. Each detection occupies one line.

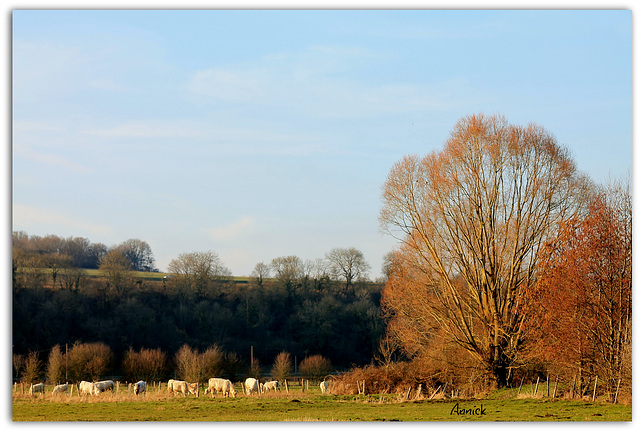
left=206, top=216, right=256, bottom=242
left=185, top=46, right=461, bottom=119
left=12, top=204, right=110, bottom=236
left=14, top=143, right=93, bottom=174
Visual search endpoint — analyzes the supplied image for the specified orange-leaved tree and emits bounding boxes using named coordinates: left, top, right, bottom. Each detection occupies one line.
left=380, top=113, right=590, bottom=388
left=524, top=180, right=631, bottom=400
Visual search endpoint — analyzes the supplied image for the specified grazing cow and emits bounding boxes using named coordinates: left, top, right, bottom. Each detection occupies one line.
left=134, top=381, right=147, bottom=395
left=263, top=380, right=280, bottom=392
left=205, top=378, right=237, bottom=398
left=168, top=379, right=197, bottom=396
left=29, top=383, right=45, bottom=395
left=52, top=384, right=69, bottom=395
left=79, top=381, right=98, bottom=396
left=244, top=378, right=260, bottom=395
left=320, top=381, right=329, bottom=394
left=94, top=380, right=115, bottom=393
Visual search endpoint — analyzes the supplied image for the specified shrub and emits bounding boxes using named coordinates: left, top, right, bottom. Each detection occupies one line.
left=223, top=352, right=243, bottom=382
left=299, top=355, right=332, bottom=382
left=174, top=344, right=202, bottom=382
left=122, top=347, right=168, bottom=382
left=66, top=342, right=113, bottom=382
left=22, top=351, right=42, bottom=384
left=272, top=351, right=292, bottom=383
left=46, top=345, right=65, bottom=384
left=200, top=345, right=225, bottom=379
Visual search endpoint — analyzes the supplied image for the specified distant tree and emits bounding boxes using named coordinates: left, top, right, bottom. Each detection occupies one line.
left=326, top=247, right=370, bottom=290
left=271, top=256, right=304, bottom=283
left=58, top=267, right=86, bottom=292
left=168, top=251, right=231, bottom=295
left=99, top=249, right=132, bottom=295
left=66, top=342, right=113, bottom=382
left=22, top=351, right=42, bottom=384
left=42, top=252, right=73, bottom=288
left=303, top=258, right=330, bottom=288
left=174, top=344, right=197, bottom=382
left=271, top=255, right=304, bottom=299
left=380, top=113, right=590, bottom=388
left=46, top=345, right=65, bottom=385
left=299, top=354, right=332, bottom=382
left=122, top=347, right=168, bottom=382
left=116, top=239, right=157, bottom=272
left=271, top=351, right=293, bottom=383
left=200, top=345, right=225, bottom=380
left=223, top=352, right=243, bottom=382
left=13, top=354, right=25, bottom=383
left=61, top=236, right=106, bottom=269
left=250, top=262, right=270, bottom=288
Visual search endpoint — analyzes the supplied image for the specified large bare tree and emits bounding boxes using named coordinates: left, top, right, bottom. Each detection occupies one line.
left=168, top=250, right=231, bottom=295
left=325, top=247, right=370, bottom=290
left=379, top=113, right=589, bottom=387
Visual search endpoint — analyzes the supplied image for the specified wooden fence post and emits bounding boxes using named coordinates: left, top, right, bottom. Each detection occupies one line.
left=517, top=377, right=524, bottom=395
left=534, top=377, right=540, bottom=396
left=429, top=385, right=441, bottom=400
left=613, top=378, right=621, bottom=404
left=415, top=384, right=422, bottom=400
left=592, top=376, right=598, bottom=402
left=552, top=377, right=558, bottom=399
left=284, top=379, right=289, bottom=394
left=405, top=386, right=411, bottom=400
left=546, top=375, right=550, bottom=397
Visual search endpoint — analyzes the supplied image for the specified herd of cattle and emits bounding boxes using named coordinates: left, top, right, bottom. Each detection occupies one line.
left=28, top=378, right=331, bottom=398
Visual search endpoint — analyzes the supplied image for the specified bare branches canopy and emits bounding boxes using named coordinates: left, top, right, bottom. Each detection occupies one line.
left=380, top=113, right=590, bottom=387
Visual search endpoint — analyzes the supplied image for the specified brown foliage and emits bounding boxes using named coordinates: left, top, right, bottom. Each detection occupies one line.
left=298, top=355, right=332, bottom=381
left=46, top=345, right=65, bottom=385
left=174, top=344, right=225, bottom=383
left=524, top=183, right=632, bottom=400
left=380, top=113, right=589, bottom=387
left=121, top=347, right=168, bottom=382
left=271, top=351, right=293, bottom=382
left=66, top=342, right=113, bottom=382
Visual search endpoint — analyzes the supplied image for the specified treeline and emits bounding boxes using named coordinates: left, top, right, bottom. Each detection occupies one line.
left=14, top=341, right=333, bottom=386
left=12, top=231, right=157, bottom=272
left=12, top=235, right=384, bottom=374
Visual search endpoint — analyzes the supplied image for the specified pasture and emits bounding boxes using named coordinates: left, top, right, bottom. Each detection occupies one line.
left=12, top=382, right=632, bottom=421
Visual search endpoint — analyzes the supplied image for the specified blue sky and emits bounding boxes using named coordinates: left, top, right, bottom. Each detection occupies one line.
left=10, top=8, right=632, bottom=277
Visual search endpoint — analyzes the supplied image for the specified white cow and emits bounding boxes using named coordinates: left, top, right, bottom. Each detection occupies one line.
left=263, top=380, right=280, bottom=392
left=134, top=381, right=147, bottom=395
left=205, top=378, right=237, bottom=398
left=320, top=381, right=329, bottom=394
left=168, top=379, right=197, bottom=396
left=29, top=383, right=45, bottom=395
left=52, top=383, right=69, bottom=395
left=244, top=377, right=260, bottom=395
left=94, top=380, right=115, bottom=393
left=79, top=380, right=98, bottom=395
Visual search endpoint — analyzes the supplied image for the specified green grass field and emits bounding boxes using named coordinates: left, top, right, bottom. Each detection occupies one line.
left=12, top=386, right=632, bottom=422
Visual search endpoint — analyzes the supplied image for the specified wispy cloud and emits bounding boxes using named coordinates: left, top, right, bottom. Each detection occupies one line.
left=14, top=143, right=93, bottom=174
left=12, top=204, right=110, bottom=236
left=206, top=216, right=255, bottom=242
left=185, top=45, right=457, bottom=119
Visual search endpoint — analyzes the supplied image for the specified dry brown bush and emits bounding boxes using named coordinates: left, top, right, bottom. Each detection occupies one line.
left=299, top=355, right=332, bottom=382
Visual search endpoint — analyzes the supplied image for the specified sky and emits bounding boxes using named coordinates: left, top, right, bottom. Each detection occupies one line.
left=9, top=6, right=633, bottom=278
